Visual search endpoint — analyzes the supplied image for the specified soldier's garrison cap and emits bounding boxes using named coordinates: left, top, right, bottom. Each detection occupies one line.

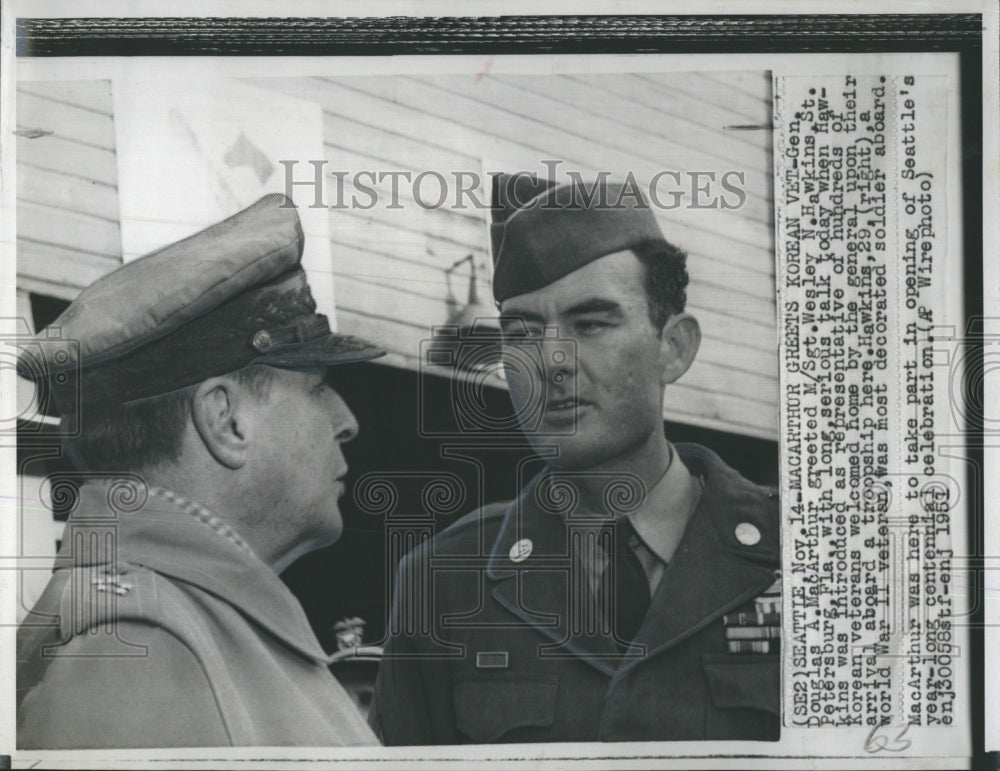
left=490, top=174, right=668, bottom=302
left=21, top=193, right=384, bottom=412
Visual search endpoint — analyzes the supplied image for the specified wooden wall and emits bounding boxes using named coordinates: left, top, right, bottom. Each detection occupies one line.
left=16, top=71, right=777, bottom=440
left=16, top=81, right=121, bottom=301
left=247, top=72, right=778, bottom=440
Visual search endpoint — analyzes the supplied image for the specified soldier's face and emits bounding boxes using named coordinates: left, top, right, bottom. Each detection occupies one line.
left=249, top=367, right=358, bottom=549
left=500, top=250, right=681, bottom=473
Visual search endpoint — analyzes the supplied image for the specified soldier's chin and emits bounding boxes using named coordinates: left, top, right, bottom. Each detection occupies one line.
left=538, top=438, right=613, bottom=472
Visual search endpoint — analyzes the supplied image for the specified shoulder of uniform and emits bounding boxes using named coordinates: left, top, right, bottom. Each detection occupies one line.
left=52, top=562, right=165, bottom=639
left=442, top=500, right=510, bottom=536
left=676, top=442, right=780, bottom=565
left=396, top=500, right=510, bottom=567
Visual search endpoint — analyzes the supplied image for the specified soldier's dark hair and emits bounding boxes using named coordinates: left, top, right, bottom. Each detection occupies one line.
left=631, top=238, right=690, bottom=331
left=64, top=364, right=276, bottom=473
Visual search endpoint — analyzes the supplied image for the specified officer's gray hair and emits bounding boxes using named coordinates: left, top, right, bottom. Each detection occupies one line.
left=64, top=364, right=276, bottom=473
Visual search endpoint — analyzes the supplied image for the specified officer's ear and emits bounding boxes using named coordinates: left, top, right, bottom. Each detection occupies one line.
left=190, top=377, right=248, bottom=469
left=658, top=312, right=701, bottom=386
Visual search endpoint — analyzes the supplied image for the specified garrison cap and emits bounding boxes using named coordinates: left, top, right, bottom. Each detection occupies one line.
left=490, top=174, right=667, bottom=302
left=20, top=193, right=384, bottom=413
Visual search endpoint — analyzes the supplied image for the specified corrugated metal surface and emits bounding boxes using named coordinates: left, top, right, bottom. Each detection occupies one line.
left=16, top=73, right=776, bottom=439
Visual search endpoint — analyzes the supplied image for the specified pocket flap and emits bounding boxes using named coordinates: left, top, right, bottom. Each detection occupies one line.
left=702, top=654, right=780, bottom=715
left=453, top=672, right=558, bottom=743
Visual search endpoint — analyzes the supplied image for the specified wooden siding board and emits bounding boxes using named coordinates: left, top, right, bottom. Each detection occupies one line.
left=17, top=134, right=118, bottom=188
left=330, top=206, right=487, bottom=265
left=322, top=131, right=774, bottom=261
left=696, top=338, right=777, bottom=380
left=321, top=145, right=489, bottom=246
left=15, top=81, right=121, bottom=299
left=321, top=110, right=481, bottom=176
left=661, top=218, right=773, bottom=275
left=687, top=277, right=776, bottom=324
left=351, top=74, right=773, bottom=225
left=18, top=200, right=121, bottom=257
left=17, top=90, right=117, bottom=150
left=248, top=77, right=496, bottom=169
left=258, top=74, right=774, bottom=245
left=634, top=72, right=772, bottom=127
left=18, top=238, right=120, bottom=296
left=17, top=164, right=119, bottom=222
left=17, top=80, right=114, bottom=117
left=331, top=238, right=491, bottom=301
left=489, top=73, right=772, bottom=176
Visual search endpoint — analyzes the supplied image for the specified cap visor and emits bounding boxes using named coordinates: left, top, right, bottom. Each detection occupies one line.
left=253, top=333, right=386, bottom=368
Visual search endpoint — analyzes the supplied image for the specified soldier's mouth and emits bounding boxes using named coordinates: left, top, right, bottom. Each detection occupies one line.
left=544, top=398, right=591, bottom=421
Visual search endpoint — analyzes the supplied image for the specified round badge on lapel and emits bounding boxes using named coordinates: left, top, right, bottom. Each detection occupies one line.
left=509, top=538, right=533, bottom=563
left=735, top=522, right=762, bottom=546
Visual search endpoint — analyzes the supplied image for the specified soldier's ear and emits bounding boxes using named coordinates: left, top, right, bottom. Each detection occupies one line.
left=191, top=377, right=248, bottom=469
left=658, top=312, right=701, bottom=386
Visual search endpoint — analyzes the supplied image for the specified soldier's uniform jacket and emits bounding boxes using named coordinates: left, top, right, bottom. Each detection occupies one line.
left=17, top=483, right=377, bottom=749
left=370, top=444, right=780, bottom=744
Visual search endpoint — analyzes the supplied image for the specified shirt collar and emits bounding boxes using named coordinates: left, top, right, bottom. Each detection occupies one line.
left=626, top=442, right=703, bottom=565
left=57, top=481, right=331, bottom=663
left=148, top=486, right=256, bottom=557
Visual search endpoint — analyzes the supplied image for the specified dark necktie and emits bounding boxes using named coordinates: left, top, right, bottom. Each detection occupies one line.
left=608, top=518, right=651, bottom=643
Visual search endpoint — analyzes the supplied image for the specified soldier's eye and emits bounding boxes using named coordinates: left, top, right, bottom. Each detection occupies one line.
left=576, top=320, right=610, bottom=334
left=503, top=326, right=542, bottom=341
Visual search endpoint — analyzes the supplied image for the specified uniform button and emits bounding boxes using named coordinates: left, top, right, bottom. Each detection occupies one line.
left=252, top=330, right=273, bottom=352
left=509, top=538, right=533, bottom=563
left=735, top=522, right=761, bottom=546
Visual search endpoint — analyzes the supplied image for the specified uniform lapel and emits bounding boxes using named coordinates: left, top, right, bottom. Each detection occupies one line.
left=486, top=472, right=624, bottom=676
left=619, top=444, right=778, bottom=675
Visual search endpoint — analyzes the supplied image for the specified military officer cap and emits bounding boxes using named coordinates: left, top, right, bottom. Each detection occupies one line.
left=489, top=174, right=669, bottom=303
left=20, top=193, right=384, bottom=413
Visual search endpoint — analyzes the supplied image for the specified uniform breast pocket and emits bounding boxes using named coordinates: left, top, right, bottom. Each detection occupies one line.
left=701, top=654, right=780, bottom=741
left=452, top=671, right=558, bottom=743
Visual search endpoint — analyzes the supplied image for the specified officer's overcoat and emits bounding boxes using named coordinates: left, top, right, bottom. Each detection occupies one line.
left=371, top=444, right=780, bottom=744
left=17, top=484, right=376, bottom=748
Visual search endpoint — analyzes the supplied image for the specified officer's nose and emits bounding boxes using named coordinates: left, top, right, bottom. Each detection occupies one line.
left=329, top=390, right=359, bottom=443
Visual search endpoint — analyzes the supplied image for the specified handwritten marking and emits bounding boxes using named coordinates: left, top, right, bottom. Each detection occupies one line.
left=864, top=722, right=912, bottom=753
left=475, top=56, right=494, bottom=84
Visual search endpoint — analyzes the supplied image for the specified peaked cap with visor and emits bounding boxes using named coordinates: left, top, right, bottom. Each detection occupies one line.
left=19, top=193, right=384, bottom=414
